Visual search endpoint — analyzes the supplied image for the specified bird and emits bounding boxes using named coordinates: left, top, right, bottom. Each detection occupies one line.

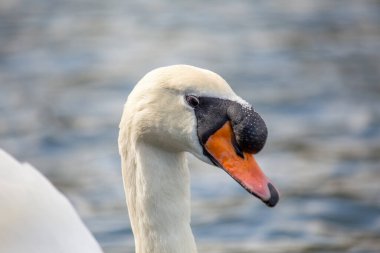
left=0, top=149, right=103, bottom=253
left=0, top=65, right=279, bottom=253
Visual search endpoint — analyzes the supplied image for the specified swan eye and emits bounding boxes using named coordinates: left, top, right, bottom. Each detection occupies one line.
left=185, top=95, right=200, bottom=108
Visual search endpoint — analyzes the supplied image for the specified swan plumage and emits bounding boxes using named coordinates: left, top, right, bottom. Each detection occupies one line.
left=0, top=149, right=103, bottom=253
left=0, top=65, right=278, bottom=253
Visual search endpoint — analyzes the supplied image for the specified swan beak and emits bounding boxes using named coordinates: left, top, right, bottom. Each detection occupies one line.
left=204, top=122, right=279, bottom=207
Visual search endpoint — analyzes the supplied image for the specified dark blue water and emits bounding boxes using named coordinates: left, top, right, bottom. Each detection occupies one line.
left=1, top=0, right=379, bottom=252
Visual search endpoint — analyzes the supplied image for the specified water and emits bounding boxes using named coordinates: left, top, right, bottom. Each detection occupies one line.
left=1, top=0, right=380, bottom=252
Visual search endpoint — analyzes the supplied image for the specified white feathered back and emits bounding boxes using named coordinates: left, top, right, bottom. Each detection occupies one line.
left=0, top=149, right=103, bottom=253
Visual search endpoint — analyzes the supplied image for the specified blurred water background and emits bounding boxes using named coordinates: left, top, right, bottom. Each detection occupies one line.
left=1, top=0, right=380, bottom=252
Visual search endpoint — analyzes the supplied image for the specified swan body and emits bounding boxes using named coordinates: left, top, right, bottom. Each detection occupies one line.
left=0, top=149, right=103, bottom=253
left=0, top=65, right=279, bottom=253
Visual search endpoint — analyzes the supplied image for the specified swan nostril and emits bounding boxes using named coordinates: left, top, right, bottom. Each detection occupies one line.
left=231, top=135, right=244, bottom=158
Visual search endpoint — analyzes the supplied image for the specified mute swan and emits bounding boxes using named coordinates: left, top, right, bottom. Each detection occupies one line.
left=0, top=65, right=279, bottom=253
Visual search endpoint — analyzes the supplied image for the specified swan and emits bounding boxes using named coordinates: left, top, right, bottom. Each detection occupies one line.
left=0, top=65, right=279, bottom=253
left=0, top=149, right=103, bottom=253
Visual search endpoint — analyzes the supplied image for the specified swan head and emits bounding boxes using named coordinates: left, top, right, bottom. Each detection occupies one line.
left=119, top=65, right=279, bottom=207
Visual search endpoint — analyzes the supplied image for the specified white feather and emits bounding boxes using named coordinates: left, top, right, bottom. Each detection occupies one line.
left=0, top=149, right=103, bottom=253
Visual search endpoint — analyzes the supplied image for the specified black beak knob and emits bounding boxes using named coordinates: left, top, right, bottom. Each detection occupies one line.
left=227, top=103, right=268, bottom=154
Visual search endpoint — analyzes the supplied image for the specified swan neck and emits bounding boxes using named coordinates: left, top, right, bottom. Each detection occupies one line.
left=121, top=142, right=197, bottom=253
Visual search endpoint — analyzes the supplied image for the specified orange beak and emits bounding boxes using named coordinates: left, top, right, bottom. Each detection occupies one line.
left=205, top=122, right=279, bottom=207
